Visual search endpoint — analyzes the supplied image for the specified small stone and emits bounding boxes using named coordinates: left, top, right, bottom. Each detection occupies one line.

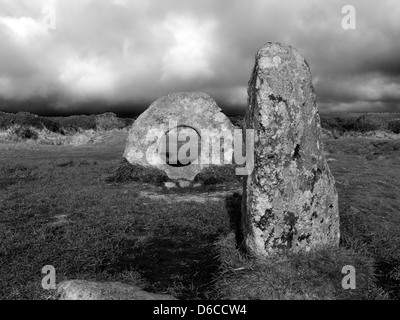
left=178, top=180, right=191, bottom=188
left=57, top=280, right=176, bottom=300
left=164, top=182, right=177, bottom=189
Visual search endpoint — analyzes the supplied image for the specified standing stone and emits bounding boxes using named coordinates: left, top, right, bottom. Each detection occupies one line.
left=123, top=92, right=235, bottom=181
left=242, top=42, right=340, bottom=257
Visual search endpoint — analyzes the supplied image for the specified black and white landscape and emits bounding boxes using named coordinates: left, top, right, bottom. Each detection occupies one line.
left=0, top=0, right=399, bottom=302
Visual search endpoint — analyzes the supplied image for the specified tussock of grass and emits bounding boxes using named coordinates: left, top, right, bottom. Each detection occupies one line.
left=0, top=163, right=40, bottom=188
left=388, top=119, right=400, bottom=134
left=106, top=161, right=240, bottom=186
left=0, top=163, right=31, bottom=174
left=214, top=233, right=387, bottom=300
left=55, top=159, right=97, bottom=167
left=105, top=159, right=168, bottom=185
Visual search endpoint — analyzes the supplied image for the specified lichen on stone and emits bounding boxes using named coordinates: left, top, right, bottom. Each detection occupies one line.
left=242, top=42, right=340, bottom=257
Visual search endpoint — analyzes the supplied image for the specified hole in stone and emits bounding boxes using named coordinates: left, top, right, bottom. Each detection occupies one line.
left=160, top=126, right=201, bottom=167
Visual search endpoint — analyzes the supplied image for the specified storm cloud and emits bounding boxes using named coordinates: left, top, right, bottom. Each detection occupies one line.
left=0, top=0, right=399, bottom=115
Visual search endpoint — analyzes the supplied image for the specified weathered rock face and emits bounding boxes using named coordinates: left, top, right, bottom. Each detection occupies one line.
left=123, top=92, right=235, bottom=181
left=242, top=42, right=340, bottom=257
left=57, top=280, right=176, bottom=300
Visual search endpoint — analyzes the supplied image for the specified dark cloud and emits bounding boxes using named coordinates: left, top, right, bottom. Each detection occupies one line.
left=0, top=0, right=399, bottom=115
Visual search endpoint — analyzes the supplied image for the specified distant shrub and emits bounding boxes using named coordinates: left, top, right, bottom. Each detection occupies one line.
left=320, top=117, right=358, bottom=132
left=321, top=114, right=387, bottom=133
left=388, top=119, right=400, bottom=134
left=0, top=111, right=63, bottom=133
left=320, top=117, right=337, bottom=130
left=52, top=115, right=97, bottom=132
left=355, top=114, right=385, bottom=132
left=0, top=111, right=133, bottom=134
left=321, top=117, right=343, bottom=131
left=337, top=117, right=359, bottom=131
left=40, top=118, right=64, bottom=134
left=122, top=118, right=135, bottom=127
left=228, top=116, right=245, bottom=128
left=95, top=112, right=125, bottom=131
left=0, top=112, right=14, bottom=129
left=12, top=126, right=38, bottom=140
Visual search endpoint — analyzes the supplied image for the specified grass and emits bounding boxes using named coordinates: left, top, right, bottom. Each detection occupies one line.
left=215, top=148, right=400, bottom=299
left=0, top=123, right=399, bottom=300
left=323, top=138, right=400, bottom=298
left=0, top=159, right=232, bottom=299
left=214, top=233, right=385, bottom=300
left=328, top=143, right=400, bottom=298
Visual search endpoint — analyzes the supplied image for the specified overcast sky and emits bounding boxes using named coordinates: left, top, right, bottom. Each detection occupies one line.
left=0, top=0, right=399, bottom=116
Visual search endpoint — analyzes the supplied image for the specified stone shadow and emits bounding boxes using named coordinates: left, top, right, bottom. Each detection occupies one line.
left=112, top=225, right=221, bottom=300
left=225, top=192, right=244, bottom=248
